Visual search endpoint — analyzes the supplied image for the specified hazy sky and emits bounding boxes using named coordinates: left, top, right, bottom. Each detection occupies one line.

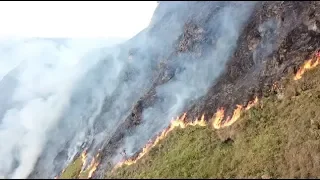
left=0, top=1, right=158, bottom=38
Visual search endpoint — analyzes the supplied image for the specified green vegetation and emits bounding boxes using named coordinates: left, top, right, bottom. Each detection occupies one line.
left=59, top=156, right=83, bottom=179
left=108, top=66, right=320, bottom=179
left=58, top=156, right=93, bottom=179
left=58, top=64, right=320, bottom=179
left=78, top=168, right=93, bottom=179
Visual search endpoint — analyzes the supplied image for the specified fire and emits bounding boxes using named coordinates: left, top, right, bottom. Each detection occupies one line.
left=212, top=108, right=225, bottom=129
left=87, top=162, right=99, bottom=178
left=245, top=96, right=259, bottom=110
left=212, top=105, right=243, bottom=130
left=213, top=97, right=259, bottom=129
left=114, top=96, right=259, bottom=171
left=189, top=114, right=207, bottom=127
left=55, top=149, right=101, bottom=179
left=114, top=112, right=208, bottom=170
left=76, top=152, right=101, bottom=179
left=221, top=105, right=243, bottom=128
left=79, top=150, right=88, bottom=173
left=81, top=150, right=88, bottom=164
left=87, top=153, right=100, bottom=178
left=294, top=57, right=320, bottom=80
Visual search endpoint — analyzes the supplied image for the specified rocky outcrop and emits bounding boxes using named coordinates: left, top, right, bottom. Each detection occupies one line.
left=185, top=1, right=320, bottom=121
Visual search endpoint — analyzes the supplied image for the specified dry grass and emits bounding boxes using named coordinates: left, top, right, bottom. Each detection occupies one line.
left=107, top=65, right=320, bottom=179
left=58, top=61, right=320, bottom=179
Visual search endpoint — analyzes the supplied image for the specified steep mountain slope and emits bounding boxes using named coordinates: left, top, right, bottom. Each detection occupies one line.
left=56, top=1, right=320, bottom=179
left=108, top=58, right=320, bottom=179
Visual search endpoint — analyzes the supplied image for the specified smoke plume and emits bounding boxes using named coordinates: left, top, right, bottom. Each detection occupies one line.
left=0, top=2, right=258, bottom=179
left=0, top=38, right=125, bottom=178
left=120, top=1, right=257, bottom=160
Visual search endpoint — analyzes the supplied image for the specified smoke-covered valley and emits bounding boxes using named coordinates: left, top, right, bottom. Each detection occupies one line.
left=4, top=1, right=318, bottom=179
left=0, top=38, right=126, bottom=178
left=0, top=2, right=259, bottom=178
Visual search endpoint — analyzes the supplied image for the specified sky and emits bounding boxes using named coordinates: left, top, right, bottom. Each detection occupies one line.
left=0, top=1, right=158, bottom=38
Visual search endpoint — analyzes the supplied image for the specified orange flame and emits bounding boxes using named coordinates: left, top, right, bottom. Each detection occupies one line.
left=114, top=113, right=208, bottom=170
left=212, top=108, right=225, bottom=129
left=189, top=114, right=207, bottom=127
left=294, top=57, right=320, bottom=80
left=213, top=97, right=259, bottom=129
left=81, top=150, right=88, bottom=164
left=103, top=52, right=320, bottom=174
left=55, top=149, right=100, bottom=179
left=114, top=97, right=259, bottom=171
left=221, top=104, right=243, bottom=128
left=245, top=96, right=259, bottom=110
left=79, top=150, right=88, bottom=173
left=87, top=153, right=100, bottom=178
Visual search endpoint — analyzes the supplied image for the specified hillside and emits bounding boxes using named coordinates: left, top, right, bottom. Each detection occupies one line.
left=59, top=57, right=320, bottom=179
left=53, top=1, right=320, bottom=179
left=108, top=58, right=320, bottom=179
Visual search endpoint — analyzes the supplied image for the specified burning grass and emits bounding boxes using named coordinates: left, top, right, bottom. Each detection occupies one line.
left=294, top=56, right=320, bottom=80
left=59, top=53, right=320, bottom=179
left=107, top=59, right=320, bottom=178
left=58, top=157, right=83, bottom=179
left=57, top=151, right=100, bottom=179
left=113, top=97, right=258, bottom=171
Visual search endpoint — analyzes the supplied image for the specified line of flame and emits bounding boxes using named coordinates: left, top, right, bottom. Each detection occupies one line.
left=55, top=149, right=101, bottom=179
left=56, top=51, right=319, bottom=178
left=294, top=56, right=320, bottom=80
left=79, top=149, right=88, bottom=173
left=113, top=96, right=259, bottom=171
left=213, top=96, right=259, bottom=129
left=86, top=153, right=101, bottom=179
left=114, top=52, right=320, bottom=170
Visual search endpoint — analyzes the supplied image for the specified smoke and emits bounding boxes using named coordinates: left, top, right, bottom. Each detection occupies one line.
left=0, top=38, right=126, bottom=178
left=253, top=18, right=280, bottom=66
left=120, top=1, right=257, bottom=157
left=27, top=28, right=169, bottom=178
left=0, top=2, right=258, bottom=179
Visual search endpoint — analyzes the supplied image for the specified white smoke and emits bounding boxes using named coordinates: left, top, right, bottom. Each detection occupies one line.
left=0, top=38, right=125, bottom=178
left=0, top=2, right=259, bottom=178
left=121, top=1, right=258, bottom=158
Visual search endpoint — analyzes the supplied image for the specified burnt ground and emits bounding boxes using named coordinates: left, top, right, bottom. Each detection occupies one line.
left=185, top=1, right=320, bottom=121
left=90, top=1, right=320, bottom=178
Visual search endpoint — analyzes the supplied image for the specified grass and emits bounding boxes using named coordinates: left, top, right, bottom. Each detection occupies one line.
left=58, top=62, right=320, bottom=179
left=107, top=65, right=320, bottom=179
left=58, top=156, right=94, bottom=179
left=59, top=157, right=83, bottom=179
